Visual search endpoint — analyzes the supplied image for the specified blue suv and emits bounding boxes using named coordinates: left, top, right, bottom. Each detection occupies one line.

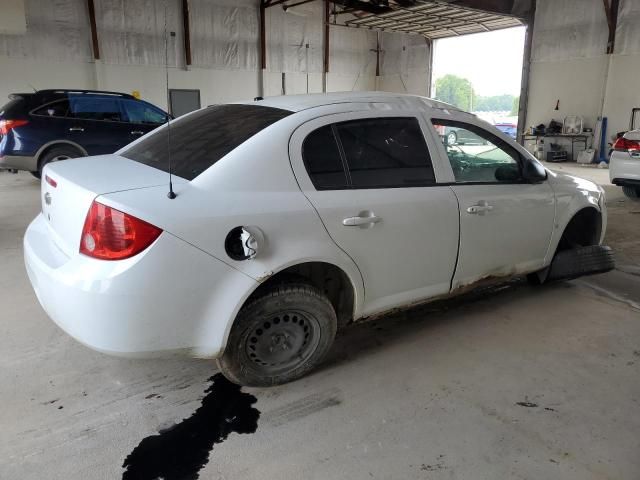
left=0, top=89, right=168, bottom=177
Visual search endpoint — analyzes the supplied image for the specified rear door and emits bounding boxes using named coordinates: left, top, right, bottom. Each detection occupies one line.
left=289, top=111, right=459, bottom=317
left=66, top=94, right=132, bottom=155
left=429, top=117, right=555, bottom=290
left=29, top=99, right=76, bottom=150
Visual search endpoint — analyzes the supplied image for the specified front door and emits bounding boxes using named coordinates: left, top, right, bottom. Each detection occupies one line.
left=120, top=98, right=168, bottom=145
left=289, top=111, right=460, bottom=317
left=430, top=118, right=555, bottom=290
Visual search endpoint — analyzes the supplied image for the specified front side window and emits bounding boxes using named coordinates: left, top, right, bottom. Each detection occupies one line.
left=122, top=99, right=167, bottom=125
left=68, top=96, right=123, bottom=122
left=432, top=119, right=522, bottom=184
left=120, top=104, right=292, bottom=180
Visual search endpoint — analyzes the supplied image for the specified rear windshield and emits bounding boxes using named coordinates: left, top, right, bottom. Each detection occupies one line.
left=1, top=96, right=29, bottom=117
left=120, top=104, right=292, bottom=180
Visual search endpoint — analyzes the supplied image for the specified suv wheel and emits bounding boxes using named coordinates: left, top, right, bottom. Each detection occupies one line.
left=35, top=145, right=82, bottom=178
left=217, top=283, right=337, bottom=387
left=446, top=131, right=457, bottom=145
left=622, top=185, right=640, bottom=199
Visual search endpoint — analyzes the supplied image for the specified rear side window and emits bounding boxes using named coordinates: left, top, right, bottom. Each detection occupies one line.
left=68, top=96, right=123, bottom=122
left=33, top=100, right=70, bottom=117
left=120, top=104, right=292, bottom=181
left=301, top=117, right=435, bottom=190
left=302, top=125, right=348, bottom=189
left=336, top=117, right=435, bottom=188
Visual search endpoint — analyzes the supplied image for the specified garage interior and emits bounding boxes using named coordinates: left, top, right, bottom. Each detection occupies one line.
left=1, top=0, right=640, bottom=479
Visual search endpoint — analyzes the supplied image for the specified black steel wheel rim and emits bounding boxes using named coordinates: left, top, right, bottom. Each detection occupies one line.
left=245, top=310, right=321, bottom=375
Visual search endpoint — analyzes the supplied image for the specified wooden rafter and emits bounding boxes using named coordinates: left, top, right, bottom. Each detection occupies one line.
left=87, top=0, right=100, bottom=60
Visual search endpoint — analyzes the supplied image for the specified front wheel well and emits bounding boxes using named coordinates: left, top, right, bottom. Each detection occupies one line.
left=557, top=207, right=602, bottom=252
left=246, top=262, right=355, bottom=329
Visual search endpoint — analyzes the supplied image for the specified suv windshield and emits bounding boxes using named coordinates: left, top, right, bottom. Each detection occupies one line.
left=120, top=104, right=292, bottom=180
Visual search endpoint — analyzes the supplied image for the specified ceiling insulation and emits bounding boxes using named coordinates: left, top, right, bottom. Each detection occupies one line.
left=332, top=0, right=524, bottom=39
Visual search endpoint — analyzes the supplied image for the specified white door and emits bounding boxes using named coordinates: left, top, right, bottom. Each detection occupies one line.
left=430, top=117, right=556, bottom=290
left=289, top=111, right=460, bottom=317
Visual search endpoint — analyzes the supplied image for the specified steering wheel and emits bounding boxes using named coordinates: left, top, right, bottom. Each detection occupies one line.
left=446, top=144, right=473, bottom=176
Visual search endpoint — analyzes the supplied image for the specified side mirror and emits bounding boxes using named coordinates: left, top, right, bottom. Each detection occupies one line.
left=522, top=160, right=547, bottom=183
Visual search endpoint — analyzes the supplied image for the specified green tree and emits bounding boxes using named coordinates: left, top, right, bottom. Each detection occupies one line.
left=434, top=74, right=476, bottom=110
left=474, top=94, right=516, bottom=112
left=510, top=96, right=520, bottom=116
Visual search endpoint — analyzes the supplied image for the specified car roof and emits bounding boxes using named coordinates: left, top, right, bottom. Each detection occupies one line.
left=241, top=91, right=463, bottom=113
left=35, top=89, right=136, bottom=99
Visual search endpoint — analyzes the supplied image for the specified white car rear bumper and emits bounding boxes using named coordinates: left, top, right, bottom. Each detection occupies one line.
left=610, top=152, right=640, bottom=185
left=24, top=214, right=257, bottom=358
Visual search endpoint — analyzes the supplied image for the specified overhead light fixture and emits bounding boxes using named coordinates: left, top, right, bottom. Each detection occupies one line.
left=283, top=3, right=309, bottom=17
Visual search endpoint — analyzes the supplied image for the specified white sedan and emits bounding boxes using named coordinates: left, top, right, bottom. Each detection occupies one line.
left=610, top=129, right=640, bottom=199
left=24, top=92, right=614, bottom=387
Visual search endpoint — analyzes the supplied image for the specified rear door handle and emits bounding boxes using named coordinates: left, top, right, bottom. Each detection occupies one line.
left=68, top=127, right=84, bottom=132
left=343, top=214, right=381, bottom=227
left=466, top=204, right=493, bottom=215
left=131, top=130, right=144, bottom=135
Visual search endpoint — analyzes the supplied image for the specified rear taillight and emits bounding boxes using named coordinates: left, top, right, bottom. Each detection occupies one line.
left=613, top=136, right=640, bottom=153
left=0, top=119, right=29, bottom=135
left=80, top=201, right=162, bottom=260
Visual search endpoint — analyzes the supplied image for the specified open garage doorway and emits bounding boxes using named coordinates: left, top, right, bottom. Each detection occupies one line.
left=431, top=27, right=526, bottom=139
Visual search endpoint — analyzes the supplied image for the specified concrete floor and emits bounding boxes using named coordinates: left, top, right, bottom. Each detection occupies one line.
left=1, top=169, right=639, bottom=480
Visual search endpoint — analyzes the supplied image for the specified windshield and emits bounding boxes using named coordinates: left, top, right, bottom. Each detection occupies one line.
left=120, top=104, right=292, bottom=180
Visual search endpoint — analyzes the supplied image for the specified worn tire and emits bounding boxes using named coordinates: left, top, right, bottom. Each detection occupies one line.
left=38, top=145, right=82, bottom=177
left=547, top=245, right=615, bottom=282
left=622, top=185, right=640, bottom=199
left=217, top=283, right=337, bottom=387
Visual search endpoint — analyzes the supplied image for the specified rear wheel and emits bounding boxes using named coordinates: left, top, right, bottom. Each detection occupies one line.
left=38, top=145, right=82, bottom=178
left=446, top=131, right=457, bottom=145
left=622, top=185, right=640, bottom=199
left=217, top=283, right=337, bottom=387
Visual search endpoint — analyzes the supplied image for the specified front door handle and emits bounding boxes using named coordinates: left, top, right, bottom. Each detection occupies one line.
left=343, top=213, right=381, bottom=227
left=466, top=203, right=493, bottom=215
left=68, top=127, right=84, bottom=132
left=131, top=130, right=144, bottom=135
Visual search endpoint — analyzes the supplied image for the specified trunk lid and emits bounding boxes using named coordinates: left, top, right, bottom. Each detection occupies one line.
left=41, top=154, right=180, bottom=256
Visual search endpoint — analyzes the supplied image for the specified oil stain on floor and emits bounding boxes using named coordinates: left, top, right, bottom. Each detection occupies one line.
left=122, top=373, right=260, bottom=480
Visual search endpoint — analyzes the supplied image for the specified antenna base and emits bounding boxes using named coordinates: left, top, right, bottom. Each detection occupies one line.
left=167, top=191, right=177, bottom=199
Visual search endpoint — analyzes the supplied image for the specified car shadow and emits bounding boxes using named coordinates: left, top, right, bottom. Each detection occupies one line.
left=317, top=278, right=574, bottom=374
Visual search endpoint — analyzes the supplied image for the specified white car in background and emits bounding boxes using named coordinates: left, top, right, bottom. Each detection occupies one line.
left=24, top=92, right=614, bottom=387
left=610, top=130, right=640, bottom=199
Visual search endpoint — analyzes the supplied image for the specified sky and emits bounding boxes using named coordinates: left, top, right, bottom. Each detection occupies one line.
left=431, top=26, right=526, bottom=97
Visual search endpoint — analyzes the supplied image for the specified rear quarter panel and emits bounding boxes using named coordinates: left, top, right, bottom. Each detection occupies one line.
left=99, top=109, right=366, bottom=318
